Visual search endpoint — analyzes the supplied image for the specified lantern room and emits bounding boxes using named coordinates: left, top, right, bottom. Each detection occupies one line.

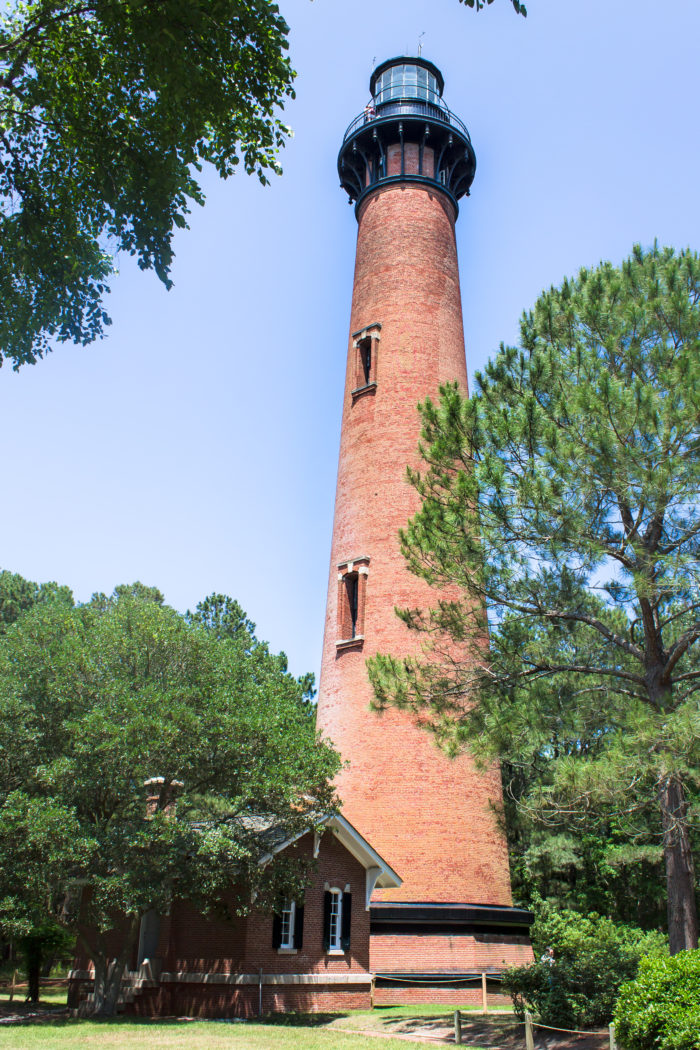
left=338, top=56, right=476, bottom=214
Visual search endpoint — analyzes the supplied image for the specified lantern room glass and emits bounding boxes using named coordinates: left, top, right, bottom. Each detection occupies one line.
left=373, top=64, right=439, bottom=106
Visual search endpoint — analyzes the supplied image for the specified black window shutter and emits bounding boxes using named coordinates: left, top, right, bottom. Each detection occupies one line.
left=322, top=891, right=332, bottom=951
left=272, top=911, right=282, bottom=950
left=340, top=892, right=352, bottom=951
left=293, top=904, right=304, bottom=950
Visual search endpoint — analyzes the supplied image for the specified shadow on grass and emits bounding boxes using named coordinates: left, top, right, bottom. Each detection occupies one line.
left=258, top=1011, right=351, bottom=1027
left=4, top=1011, right=351, bottom=1031
left=370, top=1011, right=526, bottom=1047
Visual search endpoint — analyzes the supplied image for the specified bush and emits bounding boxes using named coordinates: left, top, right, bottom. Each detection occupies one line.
left=614, top=950, right=700, bottom=1050
left=502, top=902, right=666, bottom=1029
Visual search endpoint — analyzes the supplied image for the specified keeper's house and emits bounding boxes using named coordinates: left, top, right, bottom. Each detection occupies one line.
left=68, top=813, right=401, bottom=1017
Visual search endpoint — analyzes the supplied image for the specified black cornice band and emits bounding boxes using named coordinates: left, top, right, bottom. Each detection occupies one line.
left=369, top=903, right=535, bottom=929
left=353, top=174, right=461, bottom=220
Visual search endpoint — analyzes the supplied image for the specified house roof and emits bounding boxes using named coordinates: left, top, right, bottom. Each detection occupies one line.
left=263, top=811, right=402, bottom=894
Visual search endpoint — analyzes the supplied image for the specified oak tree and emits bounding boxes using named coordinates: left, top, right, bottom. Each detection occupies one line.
left=0, top=0, right=295, bottom=368
left=0, top=579, right=339, bottom=1014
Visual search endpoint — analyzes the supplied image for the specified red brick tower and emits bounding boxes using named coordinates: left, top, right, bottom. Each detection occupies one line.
left=316, top=58, right=533, bottom=995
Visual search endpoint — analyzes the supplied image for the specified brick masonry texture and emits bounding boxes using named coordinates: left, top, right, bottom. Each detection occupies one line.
left=316, top=179, right=514, bottom=913
left=126, top=986, right=370, bottom=1018
left=373, top=983, right=511, bottom=1007
left=370, top=933, right=534, bottom=972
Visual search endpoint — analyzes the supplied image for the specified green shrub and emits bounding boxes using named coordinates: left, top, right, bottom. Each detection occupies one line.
left=614, top=950, right=700, bottom=1050
left=502, top=902, right=666, bottom=1029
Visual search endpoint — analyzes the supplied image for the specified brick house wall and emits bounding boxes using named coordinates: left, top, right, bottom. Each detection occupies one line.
left=69, top=827, right=378, bottom=1016
left=162, top=830, right=370, bottom=979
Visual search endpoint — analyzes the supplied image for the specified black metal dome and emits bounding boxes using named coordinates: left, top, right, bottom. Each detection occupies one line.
left=338, top=57, right=476, bottom=216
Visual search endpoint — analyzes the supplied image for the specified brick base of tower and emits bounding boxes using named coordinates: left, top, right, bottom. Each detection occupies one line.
left=368, top=902, right=533, bottom=1001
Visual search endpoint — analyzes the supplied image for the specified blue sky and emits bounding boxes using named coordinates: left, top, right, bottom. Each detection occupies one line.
left=2, top=0, right=699, bottom=684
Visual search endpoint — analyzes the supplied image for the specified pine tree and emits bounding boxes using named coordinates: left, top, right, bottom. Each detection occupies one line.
left=369, top=244, right=700, bottom=952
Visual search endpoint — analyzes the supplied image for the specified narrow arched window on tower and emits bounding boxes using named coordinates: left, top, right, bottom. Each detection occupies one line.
left=359, top=338, right=372, bottom=386
left=337, top=557, right=369, bottom=647
left=345, top=573, right=359, bottom=637
left=351, top=323, right=381, bottom=398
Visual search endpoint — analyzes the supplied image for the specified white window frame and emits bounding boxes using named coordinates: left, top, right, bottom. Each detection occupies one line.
left=328, top=889, right=343, bottom=952
left=279, top=899, right=296, bottom=950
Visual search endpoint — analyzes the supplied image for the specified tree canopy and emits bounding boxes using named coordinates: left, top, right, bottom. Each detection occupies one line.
left=369, top=244, right=700, bottom=954
left=0, top=0, right=295, bottom=368
left=0, top=575, right=339, bottom=1014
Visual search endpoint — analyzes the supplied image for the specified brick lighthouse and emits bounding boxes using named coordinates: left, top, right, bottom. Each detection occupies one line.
left=316, top=56, right=533, bottom=998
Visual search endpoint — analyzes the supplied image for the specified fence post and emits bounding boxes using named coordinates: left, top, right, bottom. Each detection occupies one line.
left=454, top=1009, right=462, bottom=1045
left=481, top=971, right=488, bottom=1012
left=609, top=1023, right=617, bottom=1050
left=525, top=1011, right=535, bottom=1050
left=370, top=974, right=376, bottom=1010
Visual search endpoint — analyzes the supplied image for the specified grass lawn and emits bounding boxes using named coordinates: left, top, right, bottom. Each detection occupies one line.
left=2, top=988, right=68, bottom=1006
left=0, top=982, right=68, bottom=1007
left=0, top=992, right=517, bottom=1049
left=0, top=1018, right=445, bottom=1049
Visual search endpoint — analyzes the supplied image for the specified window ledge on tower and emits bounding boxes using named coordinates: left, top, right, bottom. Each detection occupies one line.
left=336, top=635, right=365, bottom=651
left=351, top=381, right=377, bottom=401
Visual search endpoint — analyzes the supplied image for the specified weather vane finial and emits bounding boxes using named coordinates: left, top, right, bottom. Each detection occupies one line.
left=418, top=32, right=425, bottom=56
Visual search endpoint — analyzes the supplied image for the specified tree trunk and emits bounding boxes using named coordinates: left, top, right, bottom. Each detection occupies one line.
left=92, top=955, right=128, bottom=1016
left=89, top=918, right=139, bottom=1017
left=20, top=935, right=42, bottom=1003
left=659, top=774, right=699, bottom=953
left=25, top=948, right=40, bottom=1003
